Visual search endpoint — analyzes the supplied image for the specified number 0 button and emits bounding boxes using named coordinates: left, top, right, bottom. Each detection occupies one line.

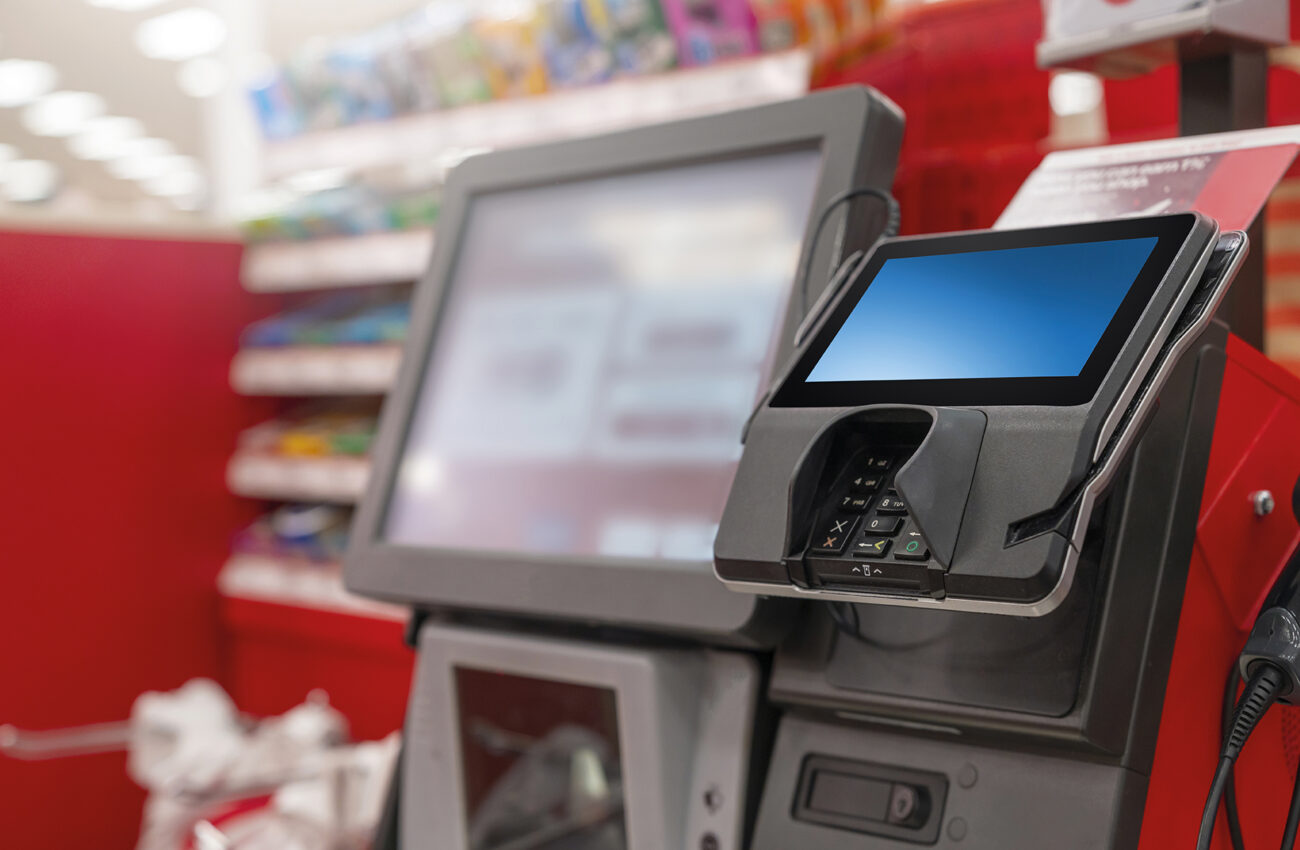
left=865, top=514, right=902, bottom=535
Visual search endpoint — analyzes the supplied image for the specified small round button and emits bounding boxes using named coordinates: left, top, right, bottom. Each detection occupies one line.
left=948, top=817, right=969, bottom=841
left=700, top=832, right=720, bottom=850
left=957, top=764, right=978, bottom=789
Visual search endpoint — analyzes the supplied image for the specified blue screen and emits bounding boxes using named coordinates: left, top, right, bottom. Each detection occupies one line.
left=806, top=237, right=1160, bottom=383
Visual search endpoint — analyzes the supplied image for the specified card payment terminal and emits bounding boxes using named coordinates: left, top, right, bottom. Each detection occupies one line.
left=716, top=214, right=1246, bottom=615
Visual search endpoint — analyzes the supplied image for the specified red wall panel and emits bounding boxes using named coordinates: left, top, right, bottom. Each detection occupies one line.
left=0, top=229, right=263, bottom=849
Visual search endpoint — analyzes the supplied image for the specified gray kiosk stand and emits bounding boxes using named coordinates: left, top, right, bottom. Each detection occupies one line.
left=343, top=87, right=905, bottom=850
left=715, top=221, right=1251, bottom=849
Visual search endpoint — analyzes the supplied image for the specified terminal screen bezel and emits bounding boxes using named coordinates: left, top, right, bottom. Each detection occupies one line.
left=770, top=214, right=1199, bottom=409
left=342, top=87, right=898, bottom=640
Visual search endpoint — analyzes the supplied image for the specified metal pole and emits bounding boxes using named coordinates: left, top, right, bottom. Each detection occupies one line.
left=1180, top=47, right=1270, bottom=349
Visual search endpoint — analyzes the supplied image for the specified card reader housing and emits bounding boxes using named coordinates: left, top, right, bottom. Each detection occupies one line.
left=715, top=217, right=1239, bottom=615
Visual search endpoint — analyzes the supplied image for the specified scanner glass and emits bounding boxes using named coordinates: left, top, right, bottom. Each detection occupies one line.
left=383, top=147, right=822, bottom=562
left=456, top=667, right=626, bottom=850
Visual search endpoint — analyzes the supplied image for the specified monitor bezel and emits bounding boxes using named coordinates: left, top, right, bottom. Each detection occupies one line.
left=769, top=214, right=1200, bottom=408
left=344, top=87, right=902, bottom=640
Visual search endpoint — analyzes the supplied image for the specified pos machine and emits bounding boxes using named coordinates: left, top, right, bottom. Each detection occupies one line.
left=347, top=82, right=1300, bottom=849
left=714, top=213, right=1300, bottom=846
left=344, top=86, right=904, bottom=850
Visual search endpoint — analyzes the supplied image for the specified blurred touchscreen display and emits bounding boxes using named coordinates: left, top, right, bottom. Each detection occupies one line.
left=383, top=148, right=822, bottom=563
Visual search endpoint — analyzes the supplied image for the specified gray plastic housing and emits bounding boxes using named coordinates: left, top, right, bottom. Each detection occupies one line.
left=714, top=214, right=1220, bottom=615
left=753, top=714, right=1147, bottom=850
left=750, top=323, right=1234, bottom=849
left=344, top=87, right=904, bottom=645
left=404, top=622, right=759, bottom=850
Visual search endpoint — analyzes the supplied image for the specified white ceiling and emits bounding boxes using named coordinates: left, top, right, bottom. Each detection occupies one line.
left=0, top=0, right=429, bottom=220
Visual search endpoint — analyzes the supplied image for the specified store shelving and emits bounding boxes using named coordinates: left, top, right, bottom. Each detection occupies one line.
left=230, top=344, right=402, bottom=395
left=221, top=46, right=812, bottom=628
left=226, top=452, right=371, bottom=503
left=241, top=229, right=434, bottom=293
left=218, top=553, right=405, bottom=621
left=260, top=49, right=811, bottom=179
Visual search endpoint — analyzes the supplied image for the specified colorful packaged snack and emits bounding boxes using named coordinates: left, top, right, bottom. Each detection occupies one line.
left=748, top=0, right=804, bottom=52
left=589, top=0, right=678, bottom=75
left=538, top=0, right=614, bottom=87
left=658, top=0, right=758, bottom=66
left=406, top=2, right=494, bottom=107
left=475, top=0, right=551, bottom=98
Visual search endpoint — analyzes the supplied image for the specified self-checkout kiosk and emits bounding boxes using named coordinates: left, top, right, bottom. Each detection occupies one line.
left=345, top=86, right=1300, bottom=850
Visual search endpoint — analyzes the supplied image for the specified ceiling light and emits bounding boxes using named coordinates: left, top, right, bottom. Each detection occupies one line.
left=106, top=136, right=176, bottom=180
left=0, top=60, right=58, bottom=108
left=87, top=0, right=170, bottom=10
left=136, top=8, right=228, bottom=61
left=177, top=57, right=226, bottom=97
left=144, top=167, right=205, bottom=198
left=67, top=115, right=144, bottom=160
left=21, top=90, right=105, bottom=137
left=2, top=159, right=60, bottom=203
left=1049, top=71, right=1104, bottom=117
left=119, top=153, right=198, bottom=188
left=150, top=153, right=199, bottom=177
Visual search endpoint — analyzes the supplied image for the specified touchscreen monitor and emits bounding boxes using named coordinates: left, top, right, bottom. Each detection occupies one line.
left=382, top=148, right=822, bottom=564
left=772, top=214, right=1198, bottom=408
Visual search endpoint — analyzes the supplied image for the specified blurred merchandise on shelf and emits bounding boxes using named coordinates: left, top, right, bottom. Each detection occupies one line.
left=236, top=409, right=379, bottom=460
left=538, top=0, right=617, bottom=87
left=227, top=408, right=377, bottom=503
left=234, top=504, right=352, bottom=565
left=661, top=0, right=759, bottom=66
left=242, top=293, right=410, bottom=348
left=246, top=0, right=854, bottom=141
left=409, top=2, right=495, bottom=107
left=600, top=0, right=679, bottom=74
left=476, top=2, right=552, bottom=97
left=750, top=0, right=802, bottom=51
left=242, top=179, right=439, bottom=245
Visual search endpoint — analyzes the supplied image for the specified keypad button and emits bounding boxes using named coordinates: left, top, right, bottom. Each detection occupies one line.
left=852, top=537, right=891, bottom=558
left=839, top=495, right=871, bottom=513
left=867, top=455, right=893, bottom=471
left=849, top=474, right=883, bottom=494
left=810, top=515, right=860, bottom=554
left=864, top=514, right=903, bottom=536
left=894, top=523, right=929, bottom=560
left=876, top=495, right=907, bottom=514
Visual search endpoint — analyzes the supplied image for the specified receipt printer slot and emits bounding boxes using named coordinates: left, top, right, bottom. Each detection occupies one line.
left=793, top=755, right=948, bottom=843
